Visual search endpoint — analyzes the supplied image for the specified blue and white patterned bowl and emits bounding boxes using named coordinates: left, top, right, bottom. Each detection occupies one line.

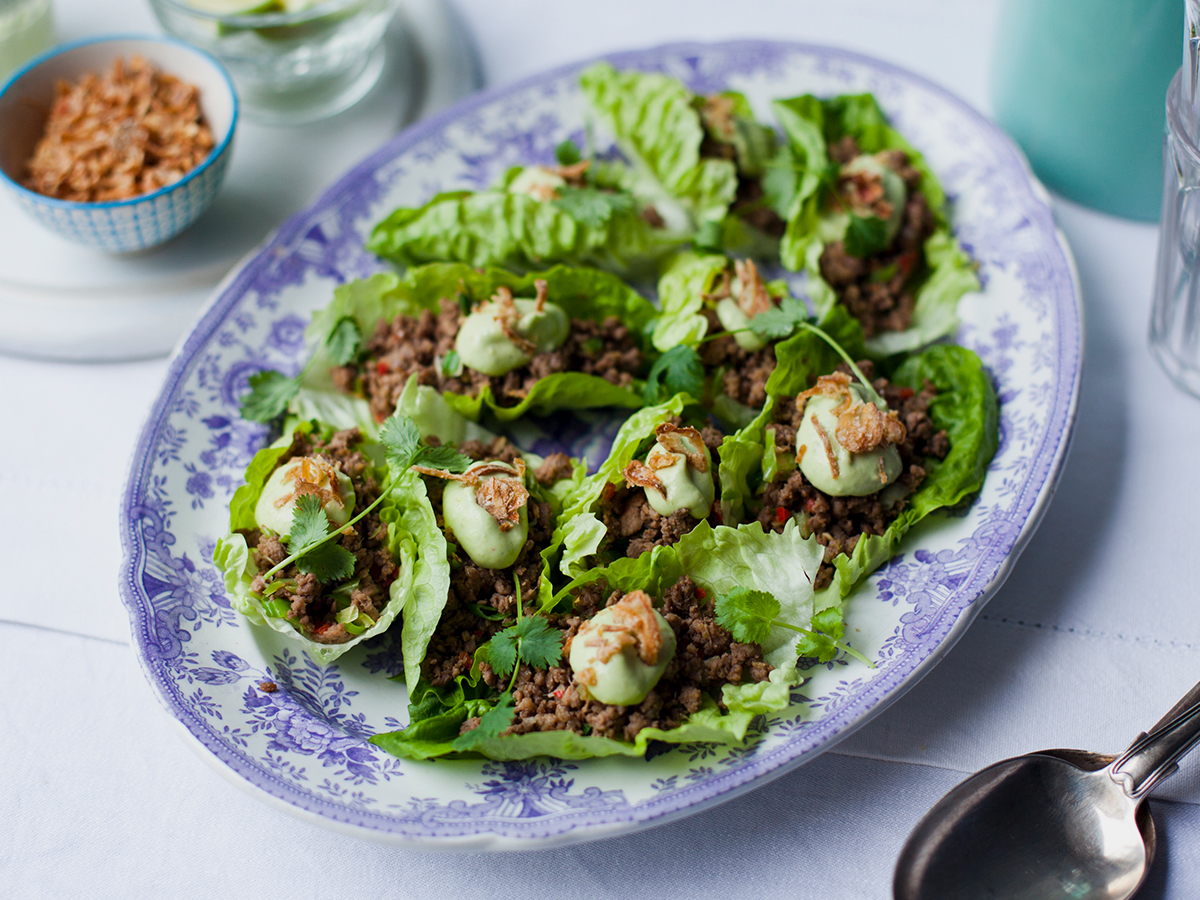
left=0, top=35, right=237, bottom=253
left=119, top=41, right=1082, bottom=849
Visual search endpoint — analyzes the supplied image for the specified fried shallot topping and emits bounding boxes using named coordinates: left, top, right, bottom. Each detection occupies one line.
left=839, top=162, right=894, bottom=221
left=733, top=258, right=773, bottom=317
left=810, top=415, right=840, bottom=480
left=475, top=282, right=549, bottom=356
left=653, top=423, right=709, bottom=473
left=577, top=590, right=664, bottom=666
left=796, top=372, right=907, bottom=455
left=275, top=457, right=346, bottom=510
left=547, top=160, right=590, bottom=185
left=835, top=397, right=906, bottom=454
left=623, top=459, right=667, bottom=498
left=481, top=287, right=534, bottom=356
left=700, top=93, right=737, bottom=142
left=413, top=459, right=529, bottom=531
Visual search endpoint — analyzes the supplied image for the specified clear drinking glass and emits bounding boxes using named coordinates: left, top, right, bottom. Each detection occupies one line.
left=1149, top=69, right=1200, bottom=397
left=0, top=0, right=53, bottom=80
left=147, top=0, right=395, bottom=125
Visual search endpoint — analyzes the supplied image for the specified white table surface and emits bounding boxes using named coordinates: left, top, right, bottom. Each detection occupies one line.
left=5, top=1, right=1199, bottom=897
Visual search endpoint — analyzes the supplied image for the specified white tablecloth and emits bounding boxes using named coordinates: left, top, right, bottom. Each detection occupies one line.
left=5, top=1, right=1199, bottom=897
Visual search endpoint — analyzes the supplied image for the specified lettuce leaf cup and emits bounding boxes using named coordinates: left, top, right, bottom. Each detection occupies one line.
left=213, top=420, right=419, bottom=664
left=369, top=516, right=835, bottom=761
left=241, top=262, right=661, bottom=430
left=773, top=92, right=979, bottom=356
left=720, top=305, right=999, bottom=615
left=367, top=145, right=688, bottom=278
left=550, top=394, right=762, bottom=586
left=579, top=62, right=787, bottom=256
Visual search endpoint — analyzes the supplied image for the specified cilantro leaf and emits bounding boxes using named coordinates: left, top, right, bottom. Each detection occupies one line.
left=240, top=370, right=300, bottom=423
left=481, top=615, right=562, bottom=680
left=715, top=586, right=781, bottom=645
left=285, top=494, right=333, bottom=552
left=643, top=345, right=704, bottom=404
left=843, top=214, right=890, bottom=258
left=485, top=627, right=519, bottom=679
left=451, top=693, right=515, bottom=752
left=747, top=296, right=810, bottom=341
left=326, top=317, right=361, bottom=366
left=553, top=186, right=635, bottom=229
left=413, top=444, right=472, bottom=473
left=555, top=140, right=582, bottom=165
left=795, top=606, right=845, bottom=662
left=513, top=616, right=563, bottom=670
left=294, top=541, right=356, bottom=584
left=379, top=413, right=421, bottom=471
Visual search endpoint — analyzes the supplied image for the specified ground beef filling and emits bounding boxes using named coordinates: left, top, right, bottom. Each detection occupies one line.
left=245, top=428, right=397, bottom=644
left=330, top=298, right=645, bottom=423
left=757, top=362, right=950, bottom=590
left=419, top=437, right=562, bottom=687
left=818, top=137, right=937, bottom=338
left=594, top=424, right=724, bottom=560
left=464, top=576, right=772, bottom=744
left=695, top=308, right=777, bottom=409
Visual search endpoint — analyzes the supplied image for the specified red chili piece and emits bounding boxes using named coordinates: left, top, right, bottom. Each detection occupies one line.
left=376, top=360, right=390, bottom=374
left=775, top=506, right=790, bottom=524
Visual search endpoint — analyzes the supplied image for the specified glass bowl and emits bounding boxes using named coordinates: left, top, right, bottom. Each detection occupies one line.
left=147, top=0, right=396, bottom=125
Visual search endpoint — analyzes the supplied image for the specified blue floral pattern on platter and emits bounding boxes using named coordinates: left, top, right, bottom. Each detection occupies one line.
left=118, top=41, right=1081, bottom=849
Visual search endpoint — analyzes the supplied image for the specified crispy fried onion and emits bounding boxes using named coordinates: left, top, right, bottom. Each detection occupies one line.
left=547, top=160, right=590, bottom=185
left=733, top=258, right=773, bottom=317
left=276, top=457, right=345, bottom=510
left=485, top=286, right=537, bottom=356
left=413, top=459, right=529, bottom=531
left=796, top=372, right=906, bottom=455
left=577, top=590, right=664, bottom=666
left=653, top=423, right=708, bottom=473
left=810, top=415, right=840, bottom=480
left=622, top=459, right=666, bottom=499
left=840, top=165, right=893, bottom=221
left=700, top=93, right=737, bottom=141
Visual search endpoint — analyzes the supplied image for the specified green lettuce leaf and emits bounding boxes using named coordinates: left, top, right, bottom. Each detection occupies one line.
left=371, top=516, right=819, bottom=760
left=366, top=184, right=683, bottom=277
left=212, top=426, right=418, bottom=665
left=773, top=93, right=979, bottom=355
left=650, top=250, right=729, bottom=352
left=580, top=62, right=738, bottom=226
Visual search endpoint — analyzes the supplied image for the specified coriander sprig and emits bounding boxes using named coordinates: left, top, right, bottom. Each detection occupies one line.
left=453, top=575, right=563, bottom=752
left=240, top=316, right=362, bottom=423
left=644, top=308, right=882, bottom=407
left=260, top=413, right=471, bottom=584
left=715, top=585, right=874, bottom=667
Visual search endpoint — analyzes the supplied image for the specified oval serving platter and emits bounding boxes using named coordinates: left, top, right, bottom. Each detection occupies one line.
left=119, top=40, right=1081, bottom=850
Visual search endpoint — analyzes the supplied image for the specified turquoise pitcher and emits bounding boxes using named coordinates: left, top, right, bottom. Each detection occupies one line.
left=991, top=0, right=1179, bottom=221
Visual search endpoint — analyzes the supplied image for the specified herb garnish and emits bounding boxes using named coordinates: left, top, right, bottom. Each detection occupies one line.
left=715, top=586, right=873, bottom=666
left=240, top=316, right=362, bottom=423
left=259, top=413, right=471, bottom=584
left=454, top=575, right=563, bottom=751
left=642, top=344, right=705, bottom=404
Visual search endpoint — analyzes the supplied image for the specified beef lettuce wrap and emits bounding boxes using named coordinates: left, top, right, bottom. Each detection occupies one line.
left=773, top=93, right=979, bottom=356
left=367, top=144, right=687, bottom=278
left=369, top=514, right=839, bottom=761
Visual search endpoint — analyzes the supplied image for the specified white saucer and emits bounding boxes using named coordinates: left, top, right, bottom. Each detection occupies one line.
left=0, top=0, right=480, bottom=362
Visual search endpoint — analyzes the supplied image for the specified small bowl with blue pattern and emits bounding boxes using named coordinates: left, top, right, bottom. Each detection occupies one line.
left=0, top=35, right=237, bottom=253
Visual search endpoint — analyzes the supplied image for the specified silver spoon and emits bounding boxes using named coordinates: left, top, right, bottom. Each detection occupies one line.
left=893, top=681, right=1200, bottom=900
